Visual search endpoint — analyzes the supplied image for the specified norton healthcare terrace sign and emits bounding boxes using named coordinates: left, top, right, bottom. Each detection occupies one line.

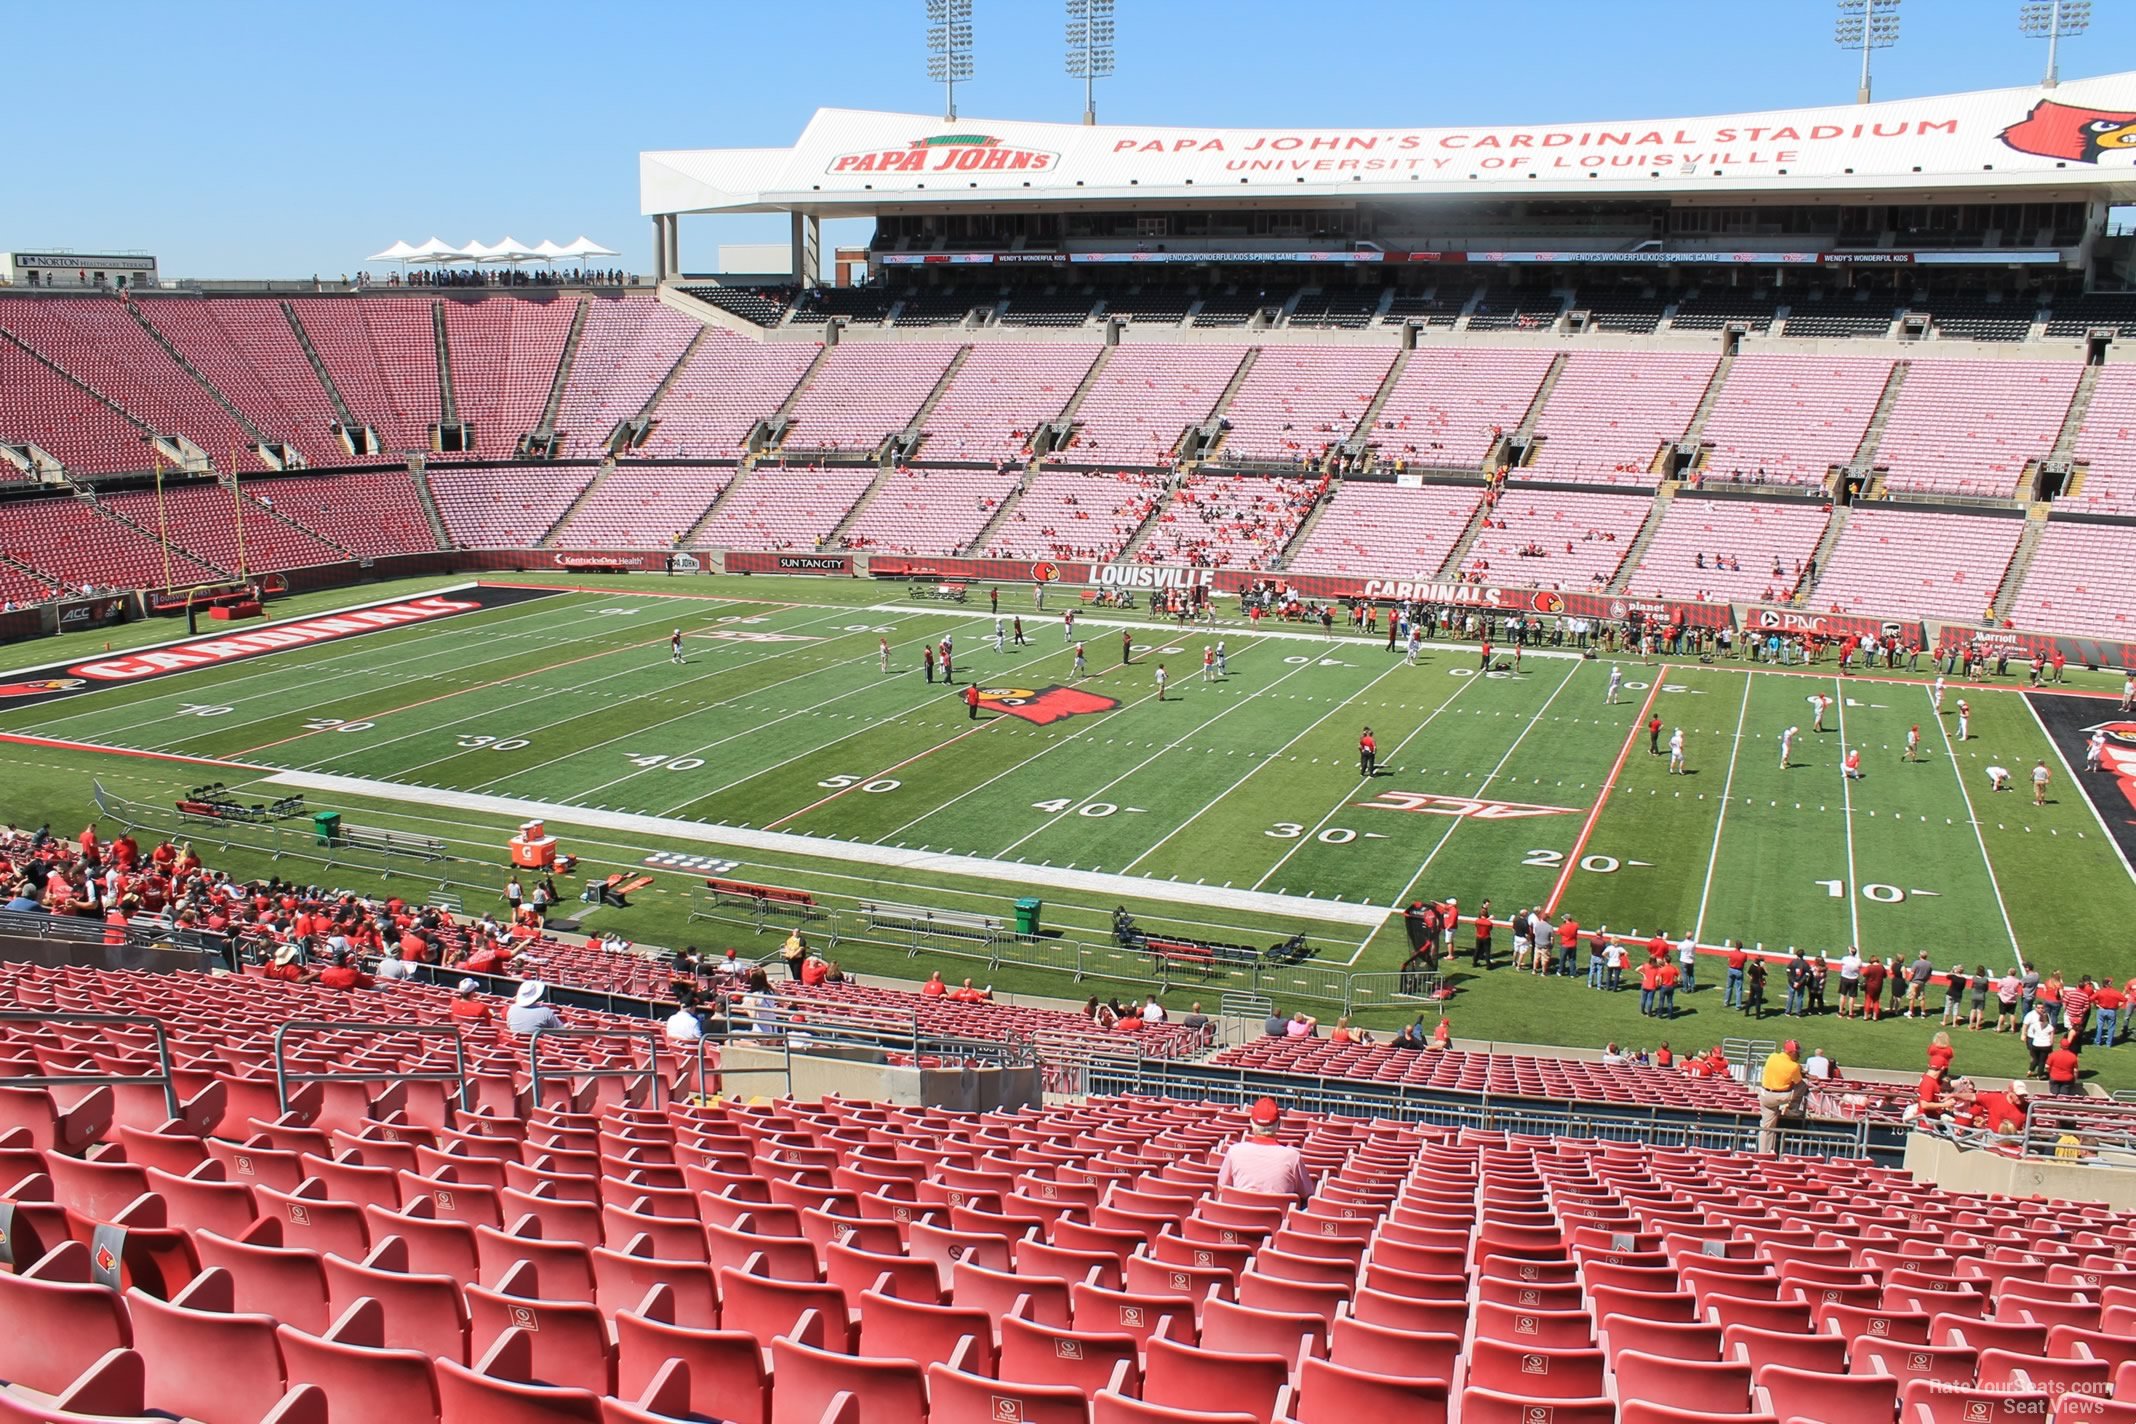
left=643, top=71, right=2136, bottom=216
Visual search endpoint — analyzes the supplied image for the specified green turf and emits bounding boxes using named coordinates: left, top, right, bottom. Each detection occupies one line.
left=5, top=571, right=2133, bottom=1088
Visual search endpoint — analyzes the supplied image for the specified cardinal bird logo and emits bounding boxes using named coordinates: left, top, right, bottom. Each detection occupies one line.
left=2088, top=721, right=2136, bottom=818
left=976, top=685, right=1119, bottom=726
left=0, top=678, right=83, bottom=698
left=1998, top=101, right=2136, bottom=163
left=1030, top=561, right=1064, bottom=583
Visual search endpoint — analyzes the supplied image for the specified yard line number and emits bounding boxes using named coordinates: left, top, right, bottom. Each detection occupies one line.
left=819, top=773, right=901, bottom=792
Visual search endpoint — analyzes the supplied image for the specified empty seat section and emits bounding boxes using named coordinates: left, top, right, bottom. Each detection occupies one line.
left=426, top=466, right=595, bottom=547
left=0, top=297, right=259, bottom=469
left=552, top=466, right=734, bottom=549
left=441, top=298, right=576, bottom=459
left=1061, top=346, right=1246, bottom=466
left=0, top=337, right=151, bottom=477
left=227, top=471, right=440, bottom=558
left=1813, top=506, right=2024, bottom=625
left=918, top=345, right=1098, bottom=462
left=1285, top=482, right=1485, bottom=581
left=2067, top=363, right=2136, bottom=512
left=553, top=297, right=702, bottom=458
left=1367, top=348, right=1556, bottom=469
left=783, top=344, right=959, bottom=453
left=695, top=467, right=876, bottom=550
left=1217, top=347, right=1393, bottom=466
left=1462, top=489, right=1651, bottom=591
left=1622, top=498, right=1832, bottom=605
left=0, top=497, right=224, bottom=589
left=289, top=299, right=441, bottom=455
left=137, top=296, right=357, bottom=467
left=1524, top=351, right=1718, bottom=486
left=97, top=486, right=344, bottom=573
left=839, top=468, right=1019, bottom=557
left=1873, top=360, right=2079, bottom=499
left=641, top=329, right=819, bottom=460
left=2003, top=520, right=2136, bottom=640
left=1696, top=355, right=1892, bottom=488
left=981, top=470, right=1165, bottom=562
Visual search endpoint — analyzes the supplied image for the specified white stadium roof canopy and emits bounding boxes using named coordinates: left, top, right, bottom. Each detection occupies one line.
left=643, top=71, right=2136, bottom=218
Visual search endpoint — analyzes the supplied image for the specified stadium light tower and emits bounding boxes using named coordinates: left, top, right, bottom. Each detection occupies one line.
left=926, top=0, right=974, bottom=122
left=1835, top=0, right=1900, bottom=105
left=1065, top=0, right=1115, bottom=126
left=2020, top=0, right=2089, bottom=89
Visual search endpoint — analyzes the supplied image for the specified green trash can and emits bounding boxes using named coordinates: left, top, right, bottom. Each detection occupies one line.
left=1013, top=897, right=1042, bottom=938
left=312, top=811, right=342, bottom=847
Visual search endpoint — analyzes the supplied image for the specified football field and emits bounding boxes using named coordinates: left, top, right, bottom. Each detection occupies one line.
left=5, top=575, right=2135, bottom=1078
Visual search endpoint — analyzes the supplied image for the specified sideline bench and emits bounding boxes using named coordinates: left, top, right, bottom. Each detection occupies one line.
left=910, top=581, right=968, bottom=603
left=857, top=899, right=1001, bottom=949
left=339, top=824, right=446, bottom=861
left=702, top=876, right=820, bottom=919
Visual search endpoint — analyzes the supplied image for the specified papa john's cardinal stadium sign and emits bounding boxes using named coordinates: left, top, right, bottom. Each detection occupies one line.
left=643, top=73, right=2136, bottom=217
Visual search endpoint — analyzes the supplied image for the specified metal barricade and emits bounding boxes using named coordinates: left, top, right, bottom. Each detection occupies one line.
left=527, top=1024, right=669, bottom=1111
left=273, top=1021, right=473, bottom=1114
left=0, top=1011, right=180, bottom=1121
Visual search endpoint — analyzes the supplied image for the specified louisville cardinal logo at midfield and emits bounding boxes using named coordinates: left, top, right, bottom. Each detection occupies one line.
left=1999, top=101, right=2136, bottom=163
left=976, top=685, right=1118, bottom=726
left=0, top=678, right=83, bottom=698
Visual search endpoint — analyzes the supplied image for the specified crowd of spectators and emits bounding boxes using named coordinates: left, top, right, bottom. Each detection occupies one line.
left=384, top=267, right=632, bottom=288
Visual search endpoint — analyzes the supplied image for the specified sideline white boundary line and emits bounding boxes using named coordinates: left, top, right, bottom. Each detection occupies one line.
left=1692, top=668, right=1754, bottom=944
left=1932, top=685, right=2025, bottom=970
left=2021, top=693, right=2136, bottom=888
left=1831, top=679, right=1863, bottom=949
left=259, top=770, right=1392, bottom=928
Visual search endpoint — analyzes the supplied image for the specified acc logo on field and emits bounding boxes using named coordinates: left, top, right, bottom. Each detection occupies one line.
left=1030, top=561, right=1063, bottom=583
left=0, top=677, right=83, bottom=698
left=1355, top=790, right=1582, bottom=820
left=977, top=684, right=1120, bottom=726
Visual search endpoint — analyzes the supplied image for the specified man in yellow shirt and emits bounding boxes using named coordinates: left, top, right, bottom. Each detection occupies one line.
left=1758, top=1039, right=1807, bottom=1154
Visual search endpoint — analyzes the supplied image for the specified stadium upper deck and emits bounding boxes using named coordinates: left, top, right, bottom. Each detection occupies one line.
left=642, top=72, right=2136, bottom=284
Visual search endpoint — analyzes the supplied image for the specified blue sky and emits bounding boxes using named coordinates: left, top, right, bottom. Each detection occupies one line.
left=7, top=0, right=2129, bottom=279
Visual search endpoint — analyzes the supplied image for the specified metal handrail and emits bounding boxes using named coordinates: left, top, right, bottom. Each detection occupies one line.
left=526, top=1024, right=669, bottom=1110
left=0, top=1010, right=179, bottom=1120
left=272, top=1020, right=472, bottom=1113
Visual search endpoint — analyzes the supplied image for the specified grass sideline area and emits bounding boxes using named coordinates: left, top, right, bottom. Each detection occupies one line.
left=4, top=568, right=2134, bottom=1091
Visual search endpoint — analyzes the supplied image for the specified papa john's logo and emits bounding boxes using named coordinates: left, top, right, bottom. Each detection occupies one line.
left=1999, top=101, right=2136, bottom=163
left=828, top=132, right=1059, bottom=176
left=977, top=684, right=1118, bottom=726
left=0, top=678, right=83, bottom=698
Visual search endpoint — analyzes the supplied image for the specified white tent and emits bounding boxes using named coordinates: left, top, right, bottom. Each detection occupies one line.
left=458, top=239, right=503, bottom=262
left=406, top=237, right=469, bottom=265
left=529, top=239, right=571, bottom=263
left=485, top=236, right=540, bottom=265
left=559, top=236, right=620, bottom=260
left=366, top=240, right=421, bottom=263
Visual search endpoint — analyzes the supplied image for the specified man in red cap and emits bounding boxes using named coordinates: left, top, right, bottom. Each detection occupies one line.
left=1216, top=1097, right=1313, bottom=1202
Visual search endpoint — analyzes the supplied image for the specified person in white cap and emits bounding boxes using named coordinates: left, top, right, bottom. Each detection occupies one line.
left=1216, top=1097, right=1313, bottom=1201
left=506, top=980, right=562, bottom=1034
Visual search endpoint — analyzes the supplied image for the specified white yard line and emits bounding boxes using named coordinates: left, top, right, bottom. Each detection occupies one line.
left=1007, top=641, right=1335, bottom=863
left=299, top=604, right=866, bottom=780
left=2022, top=693, right=2136, bottom=889
left=1831, top=678, right=1863, bottom=949
left=1388, top=658, right=1586, bottom=908
left=1692, top=669, right=1755, bottom=943
left=1246, top=666, right=1480, bottom=891
left=1930, top=685, right=2025, bottom=970
left=259, top=770, right=1391, bottom=928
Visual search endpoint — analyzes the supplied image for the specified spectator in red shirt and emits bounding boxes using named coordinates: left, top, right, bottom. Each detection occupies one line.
left=1861, top=957, right=1889, bottom=1020
left=800, top=956, right=830, bottom=988
left=2092, top=981, right=2125, bottom=1047
left=261, top=943, right=310, bottom=982
left=920, top=972, right=946, bottom=998
left=1927, top=1031, right=1956, bottom=1075
left=317, top=950, right=373, bottom=991
left=2046, top=1036, right=2082, bottom=1096
left=1914, top=1066, right=1956, bottom=1122
left=1952, top=1078, right=2026, bottom=1134
left=948, top=978, right=992, bottom=1003
left=448, top=978, right=493, bottom=1025
left=1638, top=958, right=1662, bottom=1017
